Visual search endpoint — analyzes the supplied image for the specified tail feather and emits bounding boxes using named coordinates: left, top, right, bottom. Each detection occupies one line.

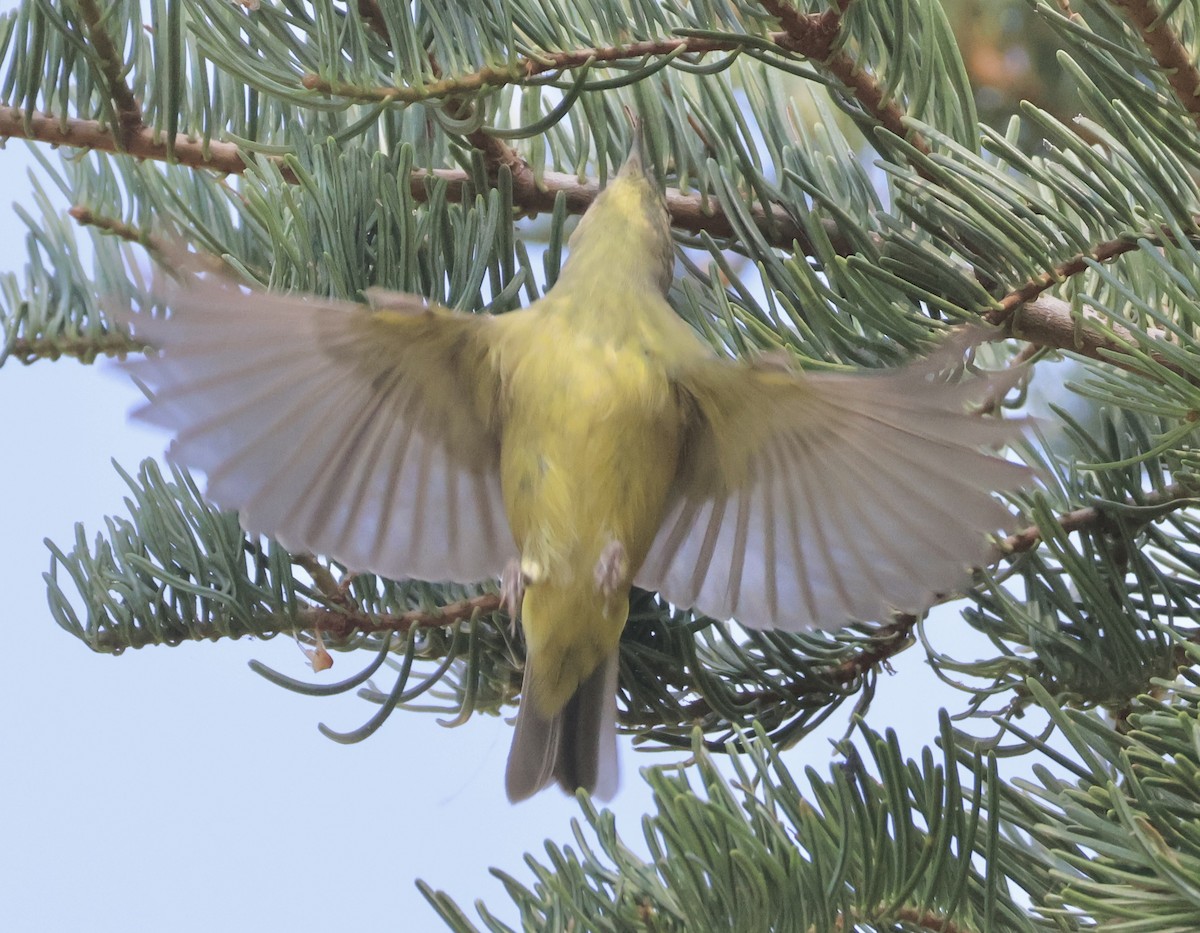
left=505, top=652, right=620, bottom=802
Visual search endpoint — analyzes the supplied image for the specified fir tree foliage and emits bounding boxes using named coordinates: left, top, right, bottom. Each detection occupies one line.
left=5, top=0, right=1200, bottom=927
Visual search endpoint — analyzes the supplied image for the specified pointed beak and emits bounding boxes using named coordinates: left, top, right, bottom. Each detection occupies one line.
left=618, top=110, right=646, bottom=179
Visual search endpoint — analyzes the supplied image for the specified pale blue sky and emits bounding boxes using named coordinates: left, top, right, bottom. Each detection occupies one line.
left=0, top=116, right=1035, bottom=933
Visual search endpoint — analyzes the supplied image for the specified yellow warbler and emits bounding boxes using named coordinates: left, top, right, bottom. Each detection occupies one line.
left=117, top=139, right=1029, bottom=802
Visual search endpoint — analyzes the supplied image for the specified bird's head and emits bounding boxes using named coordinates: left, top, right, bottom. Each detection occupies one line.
left=559, top=129, right=674, bottom=296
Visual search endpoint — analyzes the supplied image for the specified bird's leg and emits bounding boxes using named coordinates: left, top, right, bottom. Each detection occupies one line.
left=503, top=558, right=546, bottom=636
left=501, top=559, right=526, bottom=633
left=594, top=539, right=628, bottom=601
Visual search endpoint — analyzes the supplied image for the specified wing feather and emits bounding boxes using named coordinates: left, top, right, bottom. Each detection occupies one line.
left=636, top=349, right=1032, bottom=630
left=115, top=267, right=516, bottom=584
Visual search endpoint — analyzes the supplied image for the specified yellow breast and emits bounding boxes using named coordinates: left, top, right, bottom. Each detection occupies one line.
left=494, top=304, right=684, bottom=713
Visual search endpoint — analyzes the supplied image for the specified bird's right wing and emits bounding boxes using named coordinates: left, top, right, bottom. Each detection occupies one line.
left=114, top=263, right=517, bottom=584
left=636, top=346, right=1032, bottom=631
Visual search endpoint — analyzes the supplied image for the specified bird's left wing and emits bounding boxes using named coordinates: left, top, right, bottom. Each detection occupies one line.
left=114, top=266, right=516, bottom=584
left=636, top=347, right=1032, bottom=631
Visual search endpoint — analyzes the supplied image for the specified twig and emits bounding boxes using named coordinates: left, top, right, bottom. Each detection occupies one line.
left=0, top=105, right=291, bottom=179
left=2, top=106, right=834, bottom=252
left=758, top=0, right=931, bottom=155
left=87, top=592, right=503, bottom=652
left=986, top=228, right=1200, bottom=381
left=305, top=12, right=929, bottom=160
left=428, top=50, right=538, bottom=195
left=301, top=34, right=760, bottom=103
left=76, top=0, right=144, bottom=145
left=986, top=235, right=1142, bottom=323
left=801, top=486, right=1195, bottom=690
left=355, top=0, right=388, bottom=40
left=997, top=295, right=1191, bottom=382
left=3, top=333, right=143, bottom=364
left=996, top=482, right=1194, bottom=558
left=1112, top=0, right=1200, bottom=132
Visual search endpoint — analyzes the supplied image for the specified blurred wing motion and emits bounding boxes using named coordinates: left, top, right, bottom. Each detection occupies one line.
left=636, top=349, right=1031, bottom=629
left=115, top=266, right=516, bottom=583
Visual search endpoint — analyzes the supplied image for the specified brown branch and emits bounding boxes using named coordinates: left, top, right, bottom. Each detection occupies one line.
left=68, top=204, right=147, bottom=245
left=998, top=292, right=1137, bottom=357
left=997, top=482, right=1194, bottom=558
left=291, top=554, right=348, bottom=607
left=37, top=130, right=1200, bottom=386
left=758, top=0, right=931, bottom=156
left=87, top=592, right=502, bottom=652
left=825, top=48, right=930, bottom=154
left=1112, top=0, right=1200, bottom=132
left=831, top=615, right=917, bottom=684
left=819, top=908, right=967, bottom=933
left=983, top=230, right=1200, bottom=382
left=301, top=35, right=755, bottom=104
left=998, top=295, right=1193, bottom=382
left=756, top=0, right=836, bottom=47
left=1001, top=295, right=1140, bottom=364
left=76, top=0, right=144, bottom=145
left=1, top=106, right=836, bottom=252
left=415, top=158, right=823, bottom=249
left=429, top=50, right=538, bottom=196
left=454, top=111, right=532, bottom=189
left=296, top=592, right=502, bottom=640
left=0, top=104, right=287, bottom=178
left=887, top=908, right=968, bottom=933
left=88, top=483, right=1197, bottom=674
left=985, top=235, right=1142, bottom=325
left=2, top=333, right=142, bottom=365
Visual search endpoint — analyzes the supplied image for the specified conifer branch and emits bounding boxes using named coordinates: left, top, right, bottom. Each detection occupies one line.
left=987, top=230, right=1200, bottom=378
left=997, top=482, right=1193, bottom=557
left=46, top=121, right=1180, bottom=378
left=1112, top=0, right=1200, bottom=130
left=304, top=9, right=931, bottom=162
left=997, top=296, right=1179, bottom=378
left=887, top=908, right=967, bottom=933
left=68, top=205, right=149, bottom=245
left=87, top=483, right=1188, bottom=663
left=758, top=0, right=932, bottom=156
left=987, top=234, right=1143, bottom=322
left=19, top=110, right=822, bottom=255
left=300, top=35, right=761, bottom=104
left=428, top=49, right=538, bottom=197
left=780, top=483, right=1200, bottom=712
left=86, top=592, right=502, bottom=653
left=0, top=105, right=293, bottom=180
left=75, top=0, right=144, bottom=145
left=297, top=593, right=502, bottom=641
left=4, top=333, right=141, bottom=364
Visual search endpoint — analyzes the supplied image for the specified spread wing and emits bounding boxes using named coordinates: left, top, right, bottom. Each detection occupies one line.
left=635, top=353, right=1031, bottom=630
left=113, top=266, right=516, bottom=584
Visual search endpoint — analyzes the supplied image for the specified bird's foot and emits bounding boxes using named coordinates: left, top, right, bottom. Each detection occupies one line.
left=594, top=539, right=628, bottom=600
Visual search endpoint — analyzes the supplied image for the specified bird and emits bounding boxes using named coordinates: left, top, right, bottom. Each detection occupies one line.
left=114, top=130, right=1031, bottom=803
